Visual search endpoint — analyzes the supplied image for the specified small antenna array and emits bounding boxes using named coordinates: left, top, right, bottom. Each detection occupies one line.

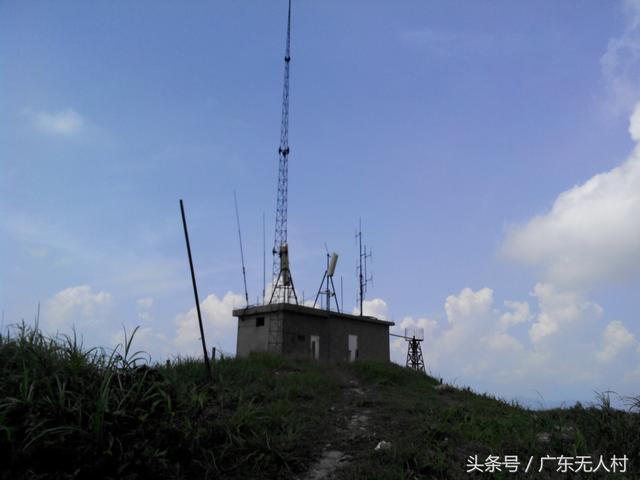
left=356, top=219, right=373, bottom=316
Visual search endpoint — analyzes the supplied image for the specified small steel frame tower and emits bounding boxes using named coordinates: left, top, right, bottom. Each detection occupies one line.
left=404, top=328, right=425, bottom=374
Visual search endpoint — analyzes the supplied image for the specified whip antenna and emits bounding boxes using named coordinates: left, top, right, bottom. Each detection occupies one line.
left=234, top=191, right=249, bottom=306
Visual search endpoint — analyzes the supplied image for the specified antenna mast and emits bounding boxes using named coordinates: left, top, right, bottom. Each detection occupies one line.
left=270, top=0, right=297, bottom=304
left=356, top=219, right=373, bottom=316
left=179, top=199, right=212, bottom=377
left=262, top=212, right=266, bottom=304
left=233, top=191, right=249, bottom=306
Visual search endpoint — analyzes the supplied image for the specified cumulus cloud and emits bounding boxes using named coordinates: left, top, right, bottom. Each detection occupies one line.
left=500, top=300, right=532, bottom=329
left=28, top=108, right=85, bottom=137
left=502, top=105, right=640, bottom=289
left=597, top=320, right=637, bottom=362
left=389, top=285, right=639, bottom=404
left=420, top=287, right=526, bottom=380
left=111, top=326, right=171, bottom=361
left=399, top=315, right=438, bottom=338
left=630, top=100, right=640, bottom=140
left=43, top=285, right=113, bottom=331
left=352, top=297, right=389, bottom=320
left=174, top=291, right=245, bottom=356
left=601, top=0, right=640, bottom=114
left=444, top=287, right=493, bottom=323
left=528, top=283, right=603, bottom=343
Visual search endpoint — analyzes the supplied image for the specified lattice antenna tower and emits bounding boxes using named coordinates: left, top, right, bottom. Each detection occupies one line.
left=270, top=0, right=297, bottom=305
left=356, top=219, right=373, bottom=316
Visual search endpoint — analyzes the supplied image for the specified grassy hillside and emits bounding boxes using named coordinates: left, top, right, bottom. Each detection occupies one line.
left=0, top=324, right=638, bottom=479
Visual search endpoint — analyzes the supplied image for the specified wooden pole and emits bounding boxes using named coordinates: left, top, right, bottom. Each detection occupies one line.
left=180, top=199, right=211, bottom=378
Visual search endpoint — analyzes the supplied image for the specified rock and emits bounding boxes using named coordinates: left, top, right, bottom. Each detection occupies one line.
left=536, top=432, right=551, bottom=444
left=374, top=440, right=392, bottom=451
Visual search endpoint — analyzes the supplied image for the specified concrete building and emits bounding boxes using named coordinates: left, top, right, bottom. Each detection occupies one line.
left=233, top=303, right=394, bottom=362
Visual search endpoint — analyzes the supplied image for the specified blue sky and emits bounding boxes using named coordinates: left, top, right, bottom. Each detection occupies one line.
left=2, top=0, right=640, bottom=408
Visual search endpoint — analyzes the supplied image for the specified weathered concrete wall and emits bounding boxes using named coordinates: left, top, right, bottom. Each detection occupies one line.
left=282, top=311, right=390, bottom=362
left=235, top=304, right=392, bottom=362
left=236, top=311, right=283, bottom=358
left=326, top=315, right=390, bottom=362
left=282, top=311, right=331, bottom=359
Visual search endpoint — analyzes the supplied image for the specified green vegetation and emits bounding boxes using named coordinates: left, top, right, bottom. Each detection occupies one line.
left=1, top=323, right=638, bottom=479
left=343, top=361, right=639, bottom=479
left=0, top=323, right=339, bottom=479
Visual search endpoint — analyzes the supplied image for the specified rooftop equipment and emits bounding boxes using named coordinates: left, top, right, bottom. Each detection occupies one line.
left=390, top=328, right=426, bottom=374
left=313, top=248, right=340, bottom=312
left=356, top=219, right=373, bottom=316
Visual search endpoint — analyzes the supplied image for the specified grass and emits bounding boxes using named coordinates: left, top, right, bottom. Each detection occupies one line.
left=0, top=322, right=339, bottom=479
left=0, top=324, right=638, bottom=479
left=340, top=361, right=639, bottom=479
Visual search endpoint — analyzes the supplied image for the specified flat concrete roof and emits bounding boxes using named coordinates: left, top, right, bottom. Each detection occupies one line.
left=232, top=303, right=395, bottom=327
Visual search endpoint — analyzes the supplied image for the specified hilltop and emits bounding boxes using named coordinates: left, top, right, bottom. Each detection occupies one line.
left=0, top=324, right=637, bottom=479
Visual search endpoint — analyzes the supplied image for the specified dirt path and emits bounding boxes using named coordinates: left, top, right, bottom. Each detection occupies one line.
left=300, top=367, right=380, bottom=480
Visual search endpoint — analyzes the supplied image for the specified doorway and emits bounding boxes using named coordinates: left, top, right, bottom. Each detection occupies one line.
left=310, top=335, right=320, bottom=360
left=348, top=334, right=358, bottom=362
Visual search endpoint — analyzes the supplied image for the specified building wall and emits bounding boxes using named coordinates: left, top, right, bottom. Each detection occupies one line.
left=282, top=312, right=390, bottom=362
left=236, top=307, right=391, bottom=362
left=282, top=311, right=331, bottom=360
left=326, top=316, right=390, bottom=362
left=236, top=311, right=283, bottom=357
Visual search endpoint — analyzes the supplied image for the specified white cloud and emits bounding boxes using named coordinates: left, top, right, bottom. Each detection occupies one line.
left=29, top=108, right=85, bottom=137
left=500, top=300, right=532, bottom=329
left=388, top=284, right=639, bottom=405
left=528, top=283, right=603, bottom=343
left=484, top=332, right=524, bottom=352
left=399, top=315, right=438, bottom=337
left=418, top=287, right=526, bottom=381
left=601, top=0, right=640, bottom=115
left=352, top=297, right=389, bottom=320
left=630, top=100, right=640, bottom=140
left=444, top=287, right=493, bottom=323
left=174, top=291, right=245, bottom=356
left=502, top=107, right=640, bottom=289
left=111, top=326, right=171, bottom=361
left=597, top=320, right=637, bottom=362
left=43, top=285, right=113, bottom=332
